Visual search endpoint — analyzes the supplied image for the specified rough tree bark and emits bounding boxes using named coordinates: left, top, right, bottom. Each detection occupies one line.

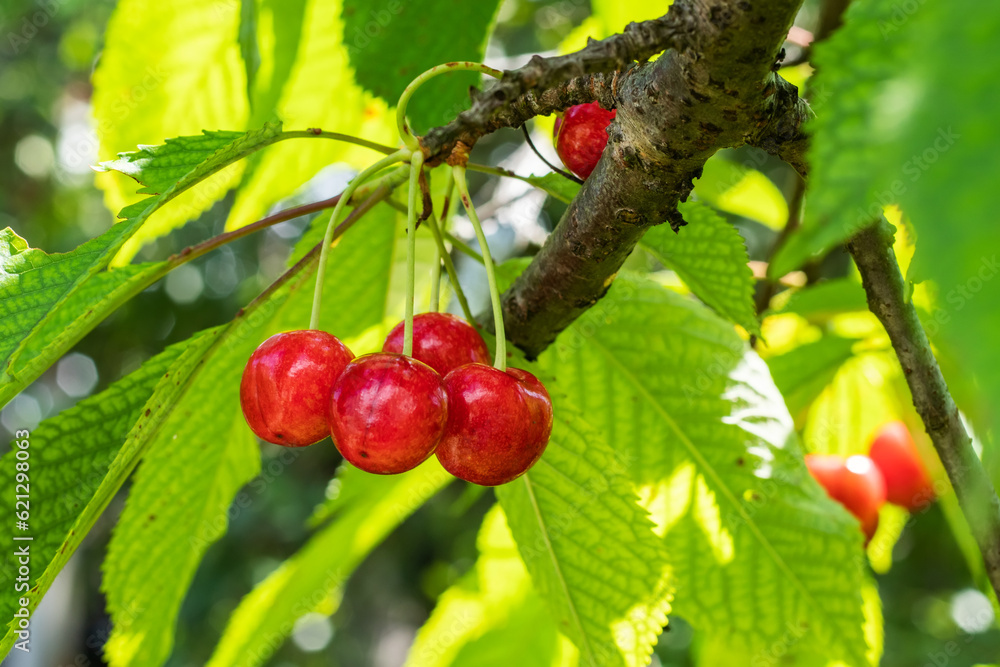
left=419, top=0, right=805, bottom=358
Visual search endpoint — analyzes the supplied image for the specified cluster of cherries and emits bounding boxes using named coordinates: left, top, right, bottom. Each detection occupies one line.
left=239, top=313, right=553, bottom=487
left=805, top=421, right=936, bottom=543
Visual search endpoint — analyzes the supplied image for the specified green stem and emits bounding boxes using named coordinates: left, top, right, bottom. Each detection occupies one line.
left=425, top=169, right=442, bottom=312
left=403, top=151, right=425, bottom=356
left=441, top=229, right=484, bottom=264
left=170, top=166, right=408, bottom=282
left=311, top=149, right=408, bottom=330
left=280, top=130, right=398, bottom=155
left=452, top=165, right=506, bottom=371
left=424, top=214, right=475, bottom=324
left=396, top=62, right=503, bottom=150
left=429, top=259, right=442, bottom=312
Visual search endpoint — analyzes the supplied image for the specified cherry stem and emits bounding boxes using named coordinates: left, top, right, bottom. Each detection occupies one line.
left=311, top=149, right=409, bottom=330
left=388, top=178, right=476, bottom=323
left=441, top=229, right=484, bottom=264
left=425, top=212, right=475, bottom=325
left=279, top=130, right=398, bottom=155
left=423, top=169, right=442, bottom=313
left=429, top=260, right=442, bottom=312
left=521, top=125, right=583, bottom=184
left=452, top=165, right=506, bottom=371
left=246, top=184, right=396, bottom=322
left=165, top=165, right=409, bottom=274
left=396, top=62, right=503, bottom=151
left=403, top=151, right=425, bottom=357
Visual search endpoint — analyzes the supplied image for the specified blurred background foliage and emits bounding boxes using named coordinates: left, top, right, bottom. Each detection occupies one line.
left=0, top=0, right=998, bottom=665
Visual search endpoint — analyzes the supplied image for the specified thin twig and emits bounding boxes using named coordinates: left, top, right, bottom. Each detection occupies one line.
left=521, top=125, right=583, bottom=184
left=848, top=220, right=1000, bottom=600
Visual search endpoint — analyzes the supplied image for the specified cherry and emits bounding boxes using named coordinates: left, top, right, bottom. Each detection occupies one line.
left=553, top=101, right=616, bottom=179
left=805, top=453, right=887, bottom=543
left=329, top=353, right=448, bottom=474
left=240, top=330, right=354, bottom=447
left=435, top=364, right=553, bottom=486
left=382, top=312, right=490, bottom=376
left=869, top=420, right=935, bottom=511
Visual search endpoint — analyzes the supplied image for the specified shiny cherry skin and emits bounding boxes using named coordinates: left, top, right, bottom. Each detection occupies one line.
left=329, top=353, right=448, bottom=474
left=553, top=101, right=616, bottom=179
left=240, top=330, right=354, bottom=447
left=869, top=420, right=935, bottom=511
left=805, top=453, right=887, bottom=543
left=382, top=312, right=490, bottom=376
left=436, top=364, right=553, bottom=486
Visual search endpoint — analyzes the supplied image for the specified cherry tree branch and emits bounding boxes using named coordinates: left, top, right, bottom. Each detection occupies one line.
left=483, top=0, right=804, bottom=357
left=848, top=221, right=1000, bottom=599
left=750, top=76, right=813, bottom=178
left=420, top=8, right=703, bottom=165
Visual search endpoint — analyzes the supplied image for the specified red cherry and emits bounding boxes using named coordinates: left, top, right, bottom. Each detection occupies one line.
left=329, top=353, right=448, bottom=474
left=436, top=364, right=553, bottom=486
left=553, top=101, right=616, bottom=179
left=240, top=330, right=354, bottom=447
left=382, top=312, right=490, bottom=376
left=805, top=454, right=887, bottom=543
left=869, top=420, right=935, bottom=511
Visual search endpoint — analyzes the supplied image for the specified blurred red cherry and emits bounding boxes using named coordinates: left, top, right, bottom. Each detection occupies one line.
left=869, top=420, right=935, bottom=511
left=806, top=453, right=887, bottom=543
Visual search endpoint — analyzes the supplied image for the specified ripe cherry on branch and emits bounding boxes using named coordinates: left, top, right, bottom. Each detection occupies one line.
left=805, top=453, right=887, bottom=543
left=435, top=364, right=553, bottom=486
left=869, top=420, right=935, bottom=511
left=328, top=353, right=448, bottom=474
left=553, top=101, right=617, bottom=180
left=240, top=330, right=355, bottom=447
left=383, top=312, right=490, bottom=376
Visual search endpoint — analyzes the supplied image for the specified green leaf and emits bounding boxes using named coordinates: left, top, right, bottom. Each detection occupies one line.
left=640, top=201, right=760, bottom=335
left=342, top=0, right=502, bottom=133
left=767, top=0, right=910, bottom=278
left=0, top=225, right=148, bottom=383
left=239, top=0, right=261, bottom=106
left=803, top=351, right=904, bottom=458
left=771, top=0, right=1000, bottom=441
left=538, top=273, right=875, bottom=665
left=496, top=402, right=672, bottom=667
left=97, top=125, right=283, bottom=197
left=693, top=156, right=789, bottom=230
left=247, top=0, right=307, bottom=129
left=769, top=277, right=869, bottom=320
left=92, top=0, right=251, bottom=260
left=0, top=329, right=222, bottom=654
left=207, top=461, right=450, bottom=667
left=224, top=0, right=397, bottom=230
left=889, top=5, right=1000, bottom=441
left=767, top=335, right=859, bottom=419
left=405, top=505, right=567, bottom=667
left=0, top=124, right=286, bottom=410
left=102, top=197, right=400, bottom=667
left=101, top=339, right=261, bottom=667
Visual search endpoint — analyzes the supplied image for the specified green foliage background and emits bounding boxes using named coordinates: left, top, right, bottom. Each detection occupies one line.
left=0, top=0, right=998, bottom=666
